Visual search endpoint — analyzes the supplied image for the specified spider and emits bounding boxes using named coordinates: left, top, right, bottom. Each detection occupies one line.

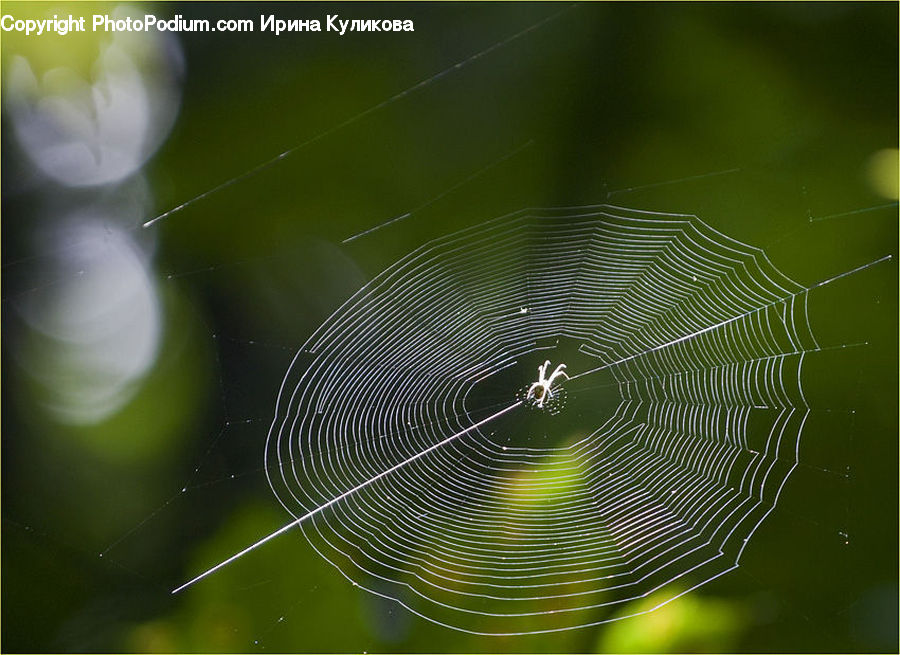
left=526, top=360, right=569, bottom=408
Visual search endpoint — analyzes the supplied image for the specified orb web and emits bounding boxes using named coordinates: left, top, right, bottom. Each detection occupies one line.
left=265, top=204, right=819, bottom=635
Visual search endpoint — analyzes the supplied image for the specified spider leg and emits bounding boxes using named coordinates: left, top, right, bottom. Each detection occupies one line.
left=538, top=360, right=550, bottom=382
left=547, top=363, right=569, bottom=386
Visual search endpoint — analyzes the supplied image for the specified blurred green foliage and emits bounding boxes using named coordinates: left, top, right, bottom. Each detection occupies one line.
left=596, top=591, right=746, bottom=653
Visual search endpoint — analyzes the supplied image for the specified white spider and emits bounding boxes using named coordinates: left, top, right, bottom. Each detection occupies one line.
left=526, top=360, right=569, bottom=408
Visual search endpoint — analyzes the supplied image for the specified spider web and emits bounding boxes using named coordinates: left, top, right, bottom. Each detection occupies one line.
left=2, top=3, right=896, bottom=650
left=257, top=204, right=855, bottom=635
